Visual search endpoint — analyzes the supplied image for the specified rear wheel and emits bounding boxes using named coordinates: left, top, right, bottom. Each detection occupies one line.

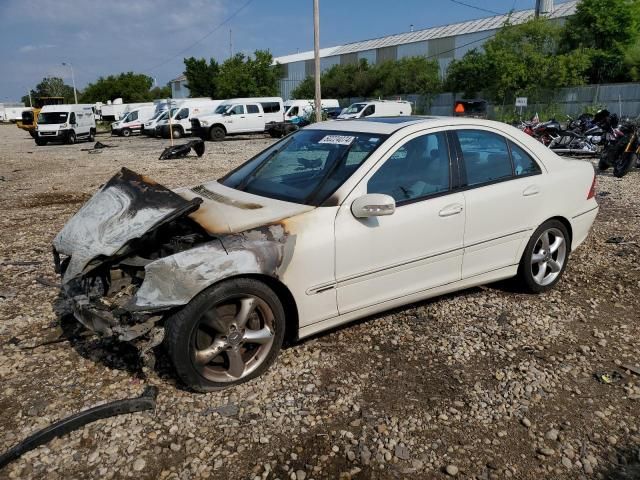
left=517, top=220, right=570, bottom=293
left=66, top=131, right=76, bottom=144
left=613, top=152, right=637, bottom=178
left=164, top=278, right=285, bottom=392
left=209, top=126, right=225, bottom=141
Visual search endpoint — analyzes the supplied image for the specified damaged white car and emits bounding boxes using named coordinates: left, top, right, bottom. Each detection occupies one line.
left=54, top=117, right=598, bottom=391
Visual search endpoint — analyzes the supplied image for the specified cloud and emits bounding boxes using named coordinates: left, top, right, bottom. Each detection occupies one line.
left=19, top=44, right=56, bottom=53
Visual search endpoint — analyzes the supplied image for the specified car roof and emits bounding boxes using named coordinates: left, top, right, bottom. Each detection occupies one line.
left=308, top=116, right=515, bottom=135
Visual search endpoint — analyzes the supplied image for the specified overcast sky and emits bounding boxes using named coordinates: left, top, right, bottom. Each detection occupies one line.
left=0, top=0, right=541, bottom=102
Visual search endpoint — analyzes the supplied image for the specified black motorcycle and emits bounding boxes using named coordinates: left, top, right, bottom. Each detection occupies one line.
left=599, top=120, right=640, bottom=178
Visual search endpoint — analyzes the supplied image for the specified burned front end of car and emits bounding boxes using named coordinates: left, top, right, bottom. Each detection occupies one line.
left=53, top=168, right=210, bottom=345
left=52, top=167, right=295, bottom=353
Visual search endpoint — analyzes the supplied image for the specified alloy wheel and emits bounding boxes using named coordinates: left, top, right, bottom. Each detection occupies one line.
left=190, top=295, right=276, bottom=382
left=530, top=227, right=567, bottom=286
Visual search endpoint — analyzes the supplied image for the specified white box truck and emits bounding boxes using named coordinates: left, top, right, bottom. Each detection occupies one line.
left=337, top=100, right=412, bottom=119
left=191, top=97, right=284, bottom=141
left=155, top=99, right=221, bottom=139
left=34, top=104, right=96, bottom=146
left=110, top=105, right=157, bottom=136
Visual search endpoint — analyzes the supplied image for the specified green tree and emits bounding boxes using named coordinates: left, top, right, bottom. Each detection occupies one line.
left=22, top=77, right=76, bottom=104
left=183, top=57, right=220, bottom=98
left=291, top=57, right=440, bottom=100
left=247, top=50, right=282, bottom=96
left=80, top=72, right=155, bottom=103
left=444, top=49, right=491, bottom=98
left=446, top=18, right=590, bottom=103
left=626, top=38, right=640, bottom=81
left=149, top=85, right=172, bottom=99
left=561, top=0, right=640, bottom=83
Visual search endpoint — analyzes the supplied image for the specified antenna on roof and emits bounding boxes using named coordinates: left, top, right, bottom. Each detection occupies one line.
left=410, top=24, right=414, bottom=32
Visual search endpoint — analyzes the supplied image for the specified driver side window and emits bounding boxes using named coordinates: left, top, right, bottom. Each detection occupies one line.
left=69, top=112, right=76, bottom=124
left=368, top=132, right=450, bottom=203
left=362, top=105, right=375, bottom=117
left=229, top=105, right=245, bottom=115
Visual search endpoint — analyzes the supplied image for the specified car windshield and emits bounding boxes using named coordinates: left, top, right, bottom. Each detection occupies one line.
left=345, top=103, right=366, bottom=114
left=38, top=112, right=68, bottom=124
left=220, top=129, right=387, bottom=205
left=214, top=104, right=232, bottom=114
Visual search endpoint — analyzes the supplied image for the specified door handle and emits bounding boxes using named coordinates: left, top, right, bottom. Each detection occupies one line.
left=522, top=185, right=540, bottom=197
left=439, top=204, right=464, bottom=217
left=240, top=116, right=246, bottom=118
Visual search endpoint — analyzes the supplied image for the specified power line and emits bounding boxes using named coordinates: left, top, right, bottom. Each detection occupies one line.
left=447, top=0, right=502, bottom=16
left=146, top=0, right=255, bottom=73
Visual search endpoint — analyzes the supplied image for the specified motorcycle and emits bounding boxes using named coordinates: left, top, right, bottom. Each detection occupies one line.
left=599, top=120, right=640, bottom=178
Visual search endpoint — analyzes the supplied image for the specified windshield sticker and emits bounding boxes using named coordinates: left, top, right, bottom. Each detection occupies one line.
left=318, top=135, right=355, bottom=146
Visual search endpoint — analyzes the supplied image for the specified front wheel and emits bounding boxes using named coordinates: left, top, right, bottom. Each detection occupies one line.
left=35, top=138, right=47, bottom=146
left=209, top=126, right=225, bottom=141
left=121, top=128, right=131, bottom=137
left=164, top=278, right=285, bottom=392
left=88, top=129, right=95, bottom=142
left=66, top=131, right=76, bottom=144
left=171, top=127, right=182, bottom=139
left=517, top=220, right=570, bottom=293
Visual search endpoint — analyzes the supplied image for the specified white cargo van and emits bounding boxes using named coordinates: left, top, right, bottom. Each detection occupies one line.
left=111, top=105, right=157, bottom=136
left=191, top=97, right=284, bottom=141
left=156, top=99, right=221, bottom=139
left=143, top=109, right=175, bottom=137
left=35, top=104, right=96, bottom=146
left=283, top=99, right=339, bottom=120
left=337, top=100, right=412, bottom=119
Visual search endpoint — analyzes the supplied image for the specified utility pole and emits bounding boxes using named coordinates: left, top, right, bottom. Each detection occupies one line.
left=313, top=0, right=322, bottom=122
left=229, top=28, right=233, bottom=58
left=62, top=62, right=78, bottom=104
left=28, top=90, right=33, bottom=108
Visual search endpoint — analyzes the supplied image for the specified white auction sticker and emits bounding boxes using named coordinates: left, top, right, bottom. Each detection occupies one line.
left=318, top=135, right=355, bottom=145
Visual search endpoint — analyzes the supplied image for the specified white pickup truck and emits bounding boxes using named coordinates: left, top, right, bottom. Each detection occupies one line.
left=191, top=97, right=284, bottom=141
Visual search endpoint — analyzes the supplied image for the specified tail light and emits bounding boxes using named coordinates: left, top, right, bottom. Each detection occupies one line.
left=587, top=173, right=596, bottom=200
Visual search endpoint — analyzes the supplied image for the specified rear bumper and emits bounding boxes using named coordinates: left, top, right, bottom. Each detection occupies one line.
left=571, top=205, right=599, bottom=250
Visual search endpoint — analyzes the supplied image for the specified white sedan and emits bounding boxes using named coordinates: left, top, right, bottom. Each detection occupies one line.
left=53, top=117, right=598, bottom=391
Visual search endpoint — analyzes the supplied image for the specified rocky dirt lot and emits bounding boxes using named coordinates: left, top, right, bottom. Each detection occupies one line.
left=0, top=124, right=639, bottom=480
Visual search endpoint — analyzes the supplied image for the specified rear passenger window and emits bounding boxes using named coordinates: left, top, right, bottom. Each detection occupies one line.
left=509, top=141, right=541, bottom=176
left=368, top=132, right=450, bottom=203
left=261, top=102, right=281, bottom=113
left=457, top=130, right=512, bottom=186
left=247, top=104, right=259, bottom=114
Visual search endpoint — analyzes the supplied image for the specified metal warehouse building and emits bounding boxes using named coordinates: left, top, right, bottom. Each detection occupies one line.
left=274, top=0, right=576, bottom=99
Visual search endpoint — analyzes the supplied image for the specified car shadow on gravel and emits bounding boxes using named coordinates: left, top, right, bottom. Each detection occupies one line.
left=599, top=443, right=640, bottom=479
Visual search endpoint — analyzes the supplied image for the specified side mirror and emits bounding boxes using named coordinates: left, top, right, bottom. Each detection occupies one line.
left=351, top=194, right=395, bottom=218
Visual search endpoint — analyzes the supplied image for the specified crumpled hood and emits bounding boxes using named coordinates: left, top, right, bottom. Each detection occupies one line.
left=53, top=168, right=313, bottom=283
left=53, top=168, right=201, bottom=283
left=175, top=180, right=314, bottom=234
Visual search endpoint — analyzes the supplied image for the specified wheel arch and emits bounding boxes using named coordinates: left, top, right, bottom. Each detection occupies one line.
left=546, top=215, right=573, bottom=250
left=226, top=273, right=299, bottom=345
left=210, top=123, right=227, bottom=134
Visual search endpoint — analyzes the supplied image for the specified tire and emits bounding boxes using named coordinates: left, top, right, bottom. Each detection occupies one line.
left=171, top=127, right=182, bottom=139
left=209, top=126, right=225, bottom=141
left=517, top=220, right=570, bottom=293
left=122, top=128, right=131, bottom=137
left=164, top=278, right=286, bottom=392
left=268, top=129, right=282, bottom=138
left=88, top=129, right=95, bottom=142
left=613, top=152, right=636, bottom=178
left=597, top=157, right=610, bottom=171
left=66, top=131, right=76, bottom=145
left=35, top=138, right=47, bottom=146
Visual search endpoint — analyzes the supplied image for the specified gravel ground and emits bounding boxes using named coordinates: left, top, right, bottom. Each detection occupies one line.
left=0, top=124, right=639, bottom=480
